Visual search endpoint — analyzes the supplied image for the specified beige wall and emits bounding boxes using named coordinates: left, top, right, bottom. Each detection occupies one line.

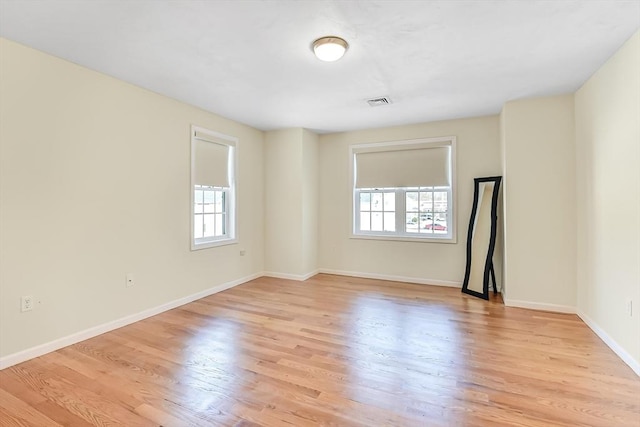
left=264, top=128, right=318, bottom=277
left=301, top=129, right=319, bottom=275
left=575, top=31, right=640, bottom=367
left=0, top=38, right=265, bottom=358
left=264, top=129, right=304, bottom=275
left=318, top=116, right=502, bottom=285
left=499, top=108, right=508, bottom=298
left=501, top=95, right=576, bottom=309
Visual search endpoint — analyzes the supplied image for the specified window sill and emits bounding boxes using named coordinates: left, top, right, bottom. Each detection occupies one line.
left=191, top=238, right=238, bottom=251
left=349, top=234, right=457, bottom=244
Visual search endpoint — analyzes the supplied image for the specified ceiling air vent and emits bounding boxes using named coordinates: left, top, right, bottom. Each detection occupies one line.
left=366, top=97, right=392, bottom=107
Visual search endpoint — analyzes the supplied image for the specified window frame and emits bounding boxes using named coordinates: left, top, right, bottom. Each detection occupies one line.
left=349, top=136, right=457, bottom=243
left=190, top=125, right=238, bottom=250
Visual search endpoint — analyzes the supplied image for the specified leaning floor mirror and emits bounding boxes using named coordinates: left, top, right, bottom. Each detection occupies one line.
left=462, top=176, right=502, bottom=300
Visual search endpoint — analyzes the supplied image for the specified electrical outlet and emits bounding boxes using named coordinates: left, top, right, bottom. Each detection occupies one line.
left=627, top=300, right=633, bottom=317
left=126, top=273, right=135, bottom=288
left=240, top=250, right=246, bottom=256
left=21, top=295, right=33, bottom=312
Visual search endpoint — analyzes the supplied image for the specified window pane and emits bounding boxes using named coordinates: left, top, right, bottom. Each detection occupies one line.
left=434, top=219, right=447, bottom=234
left=371, top=193, right=383, bottom=211
left=194, top=189, right=204, bottom=214
left=360, top=192, right=371, bottom=211
left=434, top=212, right=447, bottom=222
left=215, top=213, right=225, bottom=236
left=203, top=214, right=215, bottom=237
left=420, top=212, right=433, bottom=221
left=383, top=212, right=395, bottom=231
left=194, top=214, right=203, bottom=238
left=434, top=192, right=448, bottom=212
left=203, top=189, right=215, bottom=204
left=215, top=191, right=224, bottom=213
left=421, top=216, right=433, bottom=233
left=383, top=192, right=395, bottom=211
left=204, top=190, right=215, bottom=213
left=434, top=191, right=447, bottom=202
left=420, top=191, right=432, bottom=203
left=360, top=212, right=370, bottom=231
left=406, top=192, right=418, bottom=211
left=406, top=214, right=418, bottom=233
left=371, top=212, right=383, bottom=231
left=420, top=191, right=433, bottom=212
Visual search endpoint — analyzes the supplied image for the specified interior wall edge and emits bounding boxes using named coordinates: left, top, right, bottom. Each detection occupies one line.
left=503, top=297, right=640, bottom=375
left=577, top=309, right=640, bottom=377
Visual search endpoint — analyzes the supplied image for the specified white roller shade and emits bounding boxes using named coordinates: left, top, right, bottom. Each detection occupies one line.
left=194, top=139, right=230, bottom=188
left=194, top=130, right=236, bottom=147
left=355, top=146, right=450, bottom=188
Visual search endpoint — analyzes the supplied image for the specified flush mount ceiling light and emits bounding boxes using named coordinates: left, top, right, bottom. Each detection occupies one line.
left=312, top=36, right=349, bottom=62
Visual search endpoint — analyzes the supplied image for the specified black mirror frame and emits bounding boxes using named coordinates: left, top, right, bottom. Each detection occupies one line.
left=462, top=176, right=502, bottom=300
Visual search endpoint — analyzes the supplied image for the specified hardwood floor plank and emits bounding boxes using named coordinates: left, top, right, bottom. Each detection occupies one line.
left=1, top=274, right=639, bottom=426
left=0, top=388, right=61, bottom=427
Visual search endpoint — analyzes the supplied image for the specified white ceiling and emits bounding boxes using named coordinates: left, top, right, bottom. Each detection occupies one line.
left=1, top=1, right=639, bottom=134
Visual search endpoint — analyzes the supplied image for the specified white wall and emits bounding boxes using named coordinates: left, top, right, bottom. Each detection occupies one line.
left=501, top=95, right=576, bottom=310
left=264, top=128, right=318, bottom=277
left=575, top=31, right=640, bottom=369
left=0, top=38, right=265, bottom=358
left=318, top=116, right=502, bottom=285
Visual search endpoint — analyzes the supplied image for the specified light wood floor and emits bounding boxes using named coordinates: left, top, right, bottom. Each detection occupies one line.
left=1, top=274, right=639, bottom=426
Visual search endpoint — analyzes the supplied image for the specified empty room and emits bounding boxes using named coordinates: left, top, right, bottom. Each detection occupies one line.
left=1, top=1, right=639, bottom=426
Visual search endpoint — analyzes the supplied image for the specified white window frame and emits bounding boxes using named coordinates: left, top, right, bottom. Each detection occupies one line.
left=190, top=125, right=238, bottom=250
left=349, top=136, right=457, bottom=243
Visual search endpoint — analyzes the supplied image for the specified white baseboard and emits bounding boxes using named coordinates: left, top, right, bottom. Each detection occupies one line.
left=503, top=298, right=576, bottom=314
left=262, top=270, right=319, bottom=281
left=4, top=270, right=637, bottom=379
left=0, top=272, right=262, bottom=370
left=318, top=268, right=461, bottom=288
left=577, top=309, right=640, bottom=376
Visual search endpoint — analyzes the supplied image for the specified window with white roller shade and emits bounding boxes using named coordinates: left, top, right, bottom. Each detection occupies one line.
left=194, top=139, right=230, bottom=188
left=350, top=137, right=456, bottom=242
left=191, top=126, right=237, bottom=250
left=354, top=146, right=450, bottom=189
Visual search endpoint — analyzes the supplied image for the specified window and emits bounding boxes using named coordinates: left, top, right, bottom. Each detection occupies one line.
left=191, top=126, right=237, bottom=249
left=405, top=188, right=450, bottom=235
left=351, top=137, right=455, bottom=242
left=193, top=186, right=227, bottom=240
